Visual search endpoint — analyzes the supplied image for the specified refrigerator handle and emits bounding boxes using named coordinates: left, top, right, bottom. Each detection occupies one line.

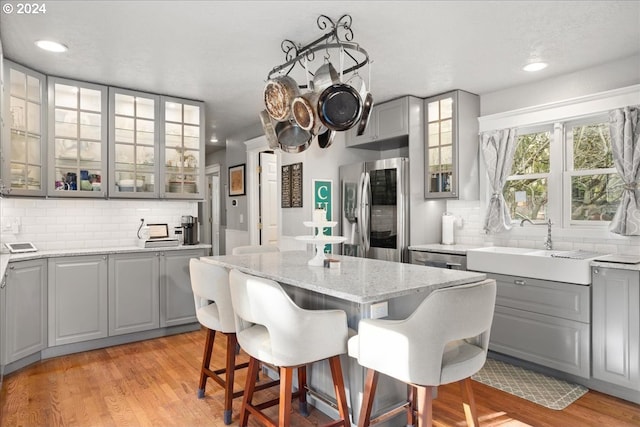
left=356, top=172, right=366, bottom=254
left=361, top=172, right=371, bottom=253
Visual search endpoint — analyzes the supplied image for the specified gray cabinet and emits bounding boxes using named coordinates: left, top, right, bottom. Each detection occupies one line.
left=1, top=259, right=47, bottom=364
left=424, top=90, right=479, bottom=200
left=159, top=249, right=202, bottom=327
left=48, top=255, right=108, bottom=346
left=345, top=97, right=410, bottom=149
left=108, top=252, right=160, bottom=336
left=592, top=267, right=640, bottom=390
left=487, top=272, right=591, bottom=378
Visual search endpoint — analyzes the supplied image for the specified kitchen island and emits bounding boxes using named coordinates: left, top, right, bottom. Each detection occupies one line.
left=200, top=250, right=488, bottom=426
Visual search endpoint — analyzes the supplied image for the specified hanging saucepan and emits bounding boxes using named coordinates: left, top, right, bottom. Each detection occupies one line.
left=357, top=92, right=374, bottom=136
left=317, top=126, right=335, bottom=149
left=259, top=110, right=279, bottom=150
left=264, top=75, right=300, bottom=122
left=317, top=83, right=363, bottom=132
left=291, top=90, right=321, bottom=132
left=312, top=62, right=339, bottom=93
left=275, top=119, right=312, bottom=153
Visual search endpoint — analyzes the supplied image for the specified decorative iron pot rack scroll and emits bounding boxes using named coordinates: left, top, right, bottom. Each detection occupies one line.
left=266, top=14, right=370, bottom=83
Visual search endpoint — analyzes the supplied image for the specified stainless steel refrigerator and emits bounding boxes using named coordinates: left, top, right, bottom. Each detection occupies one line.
left=339, top=157, right=409, bottom=262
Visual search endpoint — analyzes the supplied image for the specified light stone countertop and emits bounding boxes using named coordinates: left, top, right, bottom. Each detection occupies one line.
left=201, top=250, right=486, bottom=304
left=0, top=244, right=211, bottom=283
left=590, top=260, right=640, bottom=272
left=408, top=243, right=482, bottom=255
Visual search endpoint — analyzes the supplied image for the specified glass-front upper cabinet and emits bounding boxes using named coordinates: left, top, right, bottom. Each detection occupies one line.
left=109, top=88, right=160, bottom=198
left=2, top=61, right=47, bottom=196
left=424, top=90, right=480, bottom=200
left=48, top=77, right=108, bottom=197
left=161, top=97, right=204, bottom=199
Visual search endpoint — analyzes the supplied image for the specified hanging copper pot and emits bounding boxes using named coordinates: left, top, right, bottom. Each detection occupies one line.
left=264, top=75, right=300, bottom=122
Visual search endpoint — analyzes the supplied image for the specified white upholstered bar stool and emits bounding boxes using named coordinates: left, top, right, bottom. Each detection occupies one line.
left=232, top=245, right=280, bottom=255
left=348, top=279, right=497, bottom=427
left=229, top=269, right=351, bottom=427
left=189, top=259, right=278, bottom=425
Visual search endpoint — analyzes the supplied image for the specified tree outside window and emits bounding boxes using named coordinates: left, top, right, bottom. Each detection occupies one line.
left=504, top=130, right=551, bottom=222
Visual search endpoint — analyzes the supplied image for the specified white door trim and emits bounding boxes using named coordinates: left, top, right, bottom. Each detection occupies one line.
left=245, top=136, right=281, bottom=246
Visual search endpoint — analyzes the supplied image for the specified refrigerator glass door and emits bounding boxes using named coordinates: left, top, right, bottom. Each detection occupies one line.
left=368, top=168, right=398, bottom=249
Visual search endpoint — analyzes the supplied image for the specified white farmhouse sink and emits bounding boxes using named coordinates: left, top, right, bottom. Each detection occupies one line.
left=466, top=246, right=598, bottom=285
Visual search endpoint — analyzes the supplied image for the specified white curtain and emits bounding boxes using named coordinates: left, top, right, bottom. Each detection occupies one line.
left=480, top=129, right=518, bottom=234
left=609, top=106, right=640, bottom=236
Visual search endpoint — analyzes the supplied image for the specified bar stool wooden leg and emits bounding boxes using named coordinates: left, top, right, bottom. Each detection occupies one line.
left=240, top=357, right=260, bottom=427
left=460, top=378, right=479, bottom=427
left=416, top=386, right=433, bottom=427
left=328, top=355, right=350, bottom=427
left=223, top=333, right=238, bottom=425
left=297, top=365, right=309, bottom=416
left=407, top=385, right=417, bottom=427
left=279, top=367, right=294, bottom=427
left=358, top=368, right=379, bottom=427
left=198, top=328, right=215, bottom=398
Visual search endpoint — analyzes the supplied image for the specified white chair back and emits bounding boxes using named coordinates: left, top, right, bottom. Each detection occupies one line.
left=231, top=245, right=279, bottom=255
left=189, top=259, right=236, bottom=333
left=228, top=269, right=348, bottom=367
left=354, top=279, right=496, bottom=386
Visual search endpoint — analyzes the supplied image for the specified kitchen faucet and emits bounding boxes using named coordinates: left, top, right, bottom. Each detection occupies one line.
left=545, top=219, right=553, bottom=250
left=520, top=218, right=553, bottom=250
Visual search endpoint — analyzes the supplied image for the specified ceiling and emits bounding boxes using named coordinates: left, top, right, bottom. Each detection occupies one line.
left=1, top=1, right=639, bottom=153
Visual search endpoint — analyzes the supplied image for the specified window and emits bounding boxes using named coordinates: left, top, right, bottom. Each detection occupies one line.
left=503, top=115, right=619, bottom=228
left=565, top=117, right=622, bottom=224
left=503, top=127, right=552, bottom=222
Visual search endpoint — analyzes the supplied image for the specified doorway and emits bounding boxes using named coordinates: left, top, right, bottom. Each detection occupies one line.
left=204, top=163, right=221, bottom=255
left=245, top=136, right=280, bottom=246
left=259, top=151, right=278, bottom=245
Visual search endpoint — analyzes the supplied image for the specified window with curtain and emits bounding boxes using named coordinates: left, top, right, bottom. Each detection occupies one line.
left=565, top=117, right=623, bottom=224
left=503, top=115, right=620, bottom=228
left=503, top=127, right=551, bottom=223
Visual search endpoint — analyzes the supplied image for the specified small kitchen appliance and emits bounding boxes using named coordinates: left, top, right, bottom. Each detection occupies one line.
left=181, top=215, right=199, bottom=245
left=137, top=223, right=179, bottom=248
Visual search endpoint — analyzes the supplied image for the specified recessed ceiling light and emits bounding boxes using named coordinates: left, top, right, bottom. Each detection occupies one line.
left=35, top=40, right=68, bottom=53
left=523, top=62, right=548, bottom=72
left=210, top=137, right=218, bottom=143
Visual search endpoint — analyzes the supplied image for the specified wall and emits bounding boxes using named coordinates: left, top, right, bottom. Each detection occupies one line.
left=446, top=55, right=640, bottom=256
left=0, top=198, right=197, bottom=251
left=481, top=54, right=640, bottom=115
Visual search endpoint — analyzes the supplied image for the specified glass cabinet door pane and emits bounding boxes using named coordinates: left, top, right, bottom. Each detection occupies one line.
left=9, top=96, right=26, bottom=130
left=27, top=136, right=41, bottom=164
left=27, top=102, right=40, bottom=133
left=165, top=102, right=182, bottom=122
left=137, top=98, right=154, bottom=119
left=10, top=134, right=26, bottom=163
left=440, top=98, right=453, bottom=119
left=115, top=94, right=134, bottom=116
left=55, top=84, right=78, bottom=108
left=427, top=101, right=438, bottom=121
left=55, top=109, right=78, bottom=138
left=27, top=75, right=40, bottom=102
left=80, top=112, right=102, bottom=139
left=184, top=104, right=200, bottom=125
left=80, top=88, right=101, bottom=111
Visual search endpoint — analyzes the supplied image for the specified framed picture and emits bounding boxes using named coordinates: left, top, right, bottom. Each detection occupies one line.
left=228, top=164, right=246, bottom=196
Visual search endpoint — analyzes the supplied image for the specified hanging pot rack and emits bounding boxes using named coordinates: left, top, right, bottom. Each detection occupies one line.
left=266, top=14, right=370, bottom=84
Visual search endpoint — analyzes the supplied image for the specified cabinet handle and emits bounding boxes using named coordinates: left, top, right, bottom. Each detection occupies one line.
left=514, top=279, right=526, bottom=285
left=0, top=279, right=5, bottom=289
left=102, top=256, right=107, bottom=260
left=9, top=265, right=15, bottom=270
left=593, top=268, right=599, bottom=275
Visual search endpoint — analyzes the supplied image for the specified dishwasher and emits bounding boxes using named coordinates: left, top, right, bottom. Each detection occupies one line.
left=410, top=250, right=467, bottom=270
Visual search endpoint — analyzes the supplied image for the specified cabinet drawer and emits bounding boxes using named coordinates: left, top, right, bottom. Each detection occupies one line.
left=490, top=306, right=590, bottom=378
left=489, top=273, right=589, bottom=322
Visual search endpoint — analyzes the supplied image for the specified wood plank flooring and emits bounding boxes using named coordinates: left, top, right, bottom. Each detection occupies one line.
left=1, top=328, right=639, bottom=426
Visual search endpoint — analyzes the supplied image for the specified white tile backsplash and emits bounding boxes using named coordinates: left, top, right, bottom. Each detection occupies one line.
left=0, top=198, right=198, bottom=251
left=446, top=200, right=640, bottom=256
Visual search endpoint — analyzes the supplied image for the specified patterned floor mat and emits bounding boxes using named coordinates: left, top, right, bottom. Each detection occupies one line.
left=472, top=358, right=588, bottom=410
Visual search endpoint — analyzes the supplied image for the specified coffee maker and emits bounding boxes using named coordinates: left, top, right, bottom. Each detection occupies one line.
left=181, top=215, right=199, bottom=245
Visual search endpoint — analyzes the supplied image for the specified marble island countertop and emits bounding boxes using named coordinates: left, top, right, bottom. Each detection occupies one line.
left=0, top=244, right=211, bottom=282
left=408, top=243, right=483, bottom=255
left=201, top=250, right=486, bottom=304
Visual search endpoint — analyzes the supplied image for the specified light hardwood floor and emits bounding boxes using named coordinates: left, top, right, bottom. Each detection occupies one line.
left=1, top=328, right=639, bottom=426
